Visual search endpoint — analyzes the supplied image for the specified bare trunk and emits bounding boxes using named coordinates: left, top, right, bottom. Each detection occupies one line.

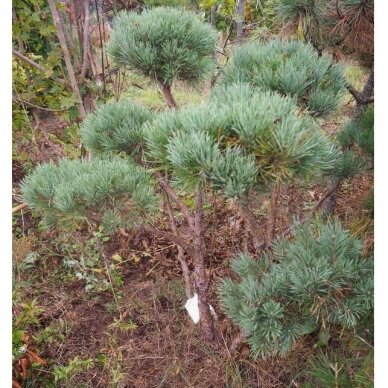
left=236, top=0, right=245, bottom=45
left=157, top=175, right=195, bottom=231
left=355, top=70, right=374, bottom=118
left=321, top=179, right=342, bottom=218
left=193, top=190, right=215, bottom=342
left=164, top=193, right=193, bottom=299
left=80, top=0, right=91, bottom=79
left=95, top=0, right=106, bottom=93
left=238, top=196, right=265, bottom=250
left=59, top=10, right=81, bottom=69
left=347, top=69, right=374, bottom=118
left=267, top=184, right=280, bottom=244
left=48, top=0, right=86, bottom=119
left=160, top=83, right=177, bottom=109
left=210, top=5, right=217, bottom=27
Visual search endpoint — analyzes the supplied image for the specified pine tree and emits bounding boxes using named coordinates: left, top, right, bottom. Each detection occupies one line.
left=220, top=40, right=346, bottom=117
left=219, top=219, right=373, bottom=359
left=107, top=7, right=218, bottom=108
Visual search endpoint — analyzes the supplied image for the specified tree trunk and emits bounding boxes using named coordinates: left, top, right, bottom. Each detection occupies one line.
left=354, top=69, right=374, bottom=118
left=160, top=83, right=177, bottom=109
left=80, top=0, right=91, bottom=79
left=59, top=10, right=81, bottom=69
left=164, top=193, right=193, bottom=299
left=346, top=69, right=374, bottom=118
left=48, top=0, right=86, bottom=120
left=210, top=5, right=217, bottom=27
left=193, top=190, right=215, bottom=342
left=321, top=179, right=342, bottom=218
left=267, top=184, right=280, bottom=244
left=236, top=0, right=245, bottom=45
left=238, top=196, right=265, bottom=250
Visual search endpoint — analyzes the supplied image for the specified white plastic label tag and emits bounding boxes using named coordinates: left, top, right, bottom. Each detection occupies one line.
left=185, top=293, right=217, bottom=324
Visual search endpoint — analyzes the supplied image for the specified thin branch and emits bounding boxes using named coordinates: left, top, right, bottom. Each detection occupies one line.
left=156, top=174, right=195, bottom=231
left=12, top=96, right=69, bottom=112
left=280, top=180, right=342, bottom=239
left=346, top=83, right=361, bottom=101
left=12, top=203, right=28, bottom=213
left=12, top=49, right=69, bottom=87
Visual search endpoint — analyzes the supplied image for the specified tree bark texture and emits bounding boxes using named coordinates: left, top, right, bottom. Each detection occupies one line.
left=347, top=69, right=374, bottom=118
left=321, top=179, right=342, bottom=218
left=48, top=0, right=86, bottom=119
left=238, top=196, right=265, bottom=250
left=210, top=5, right=217, bottom=27
left=193, top=190, right=215, bottom=342
left=163, top=193, right=193, bottom=299
left=160, top=83, right=177, bottom=109
left=236, top=0, right=245, bottom=45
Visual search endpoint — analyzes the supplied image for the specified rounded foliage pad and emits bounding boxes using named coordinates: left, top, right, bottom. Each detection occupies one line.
left=80, top=100, right=152, bottom=156
left=21, top=157, right=159, bottom=231
left=221, top=40, right=346, bottom=116
left=108, top=7, right=218, bottom=86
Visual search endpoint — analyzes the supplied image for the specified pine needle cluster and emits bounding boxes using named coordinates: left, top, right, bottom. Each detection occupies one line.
left=21, top=158, right=159, bottom=232
left=220, top=40, right=346, bottom=116
left=80, top=100, right=152, bottom=156
left=107, top=7, right=218, bottom=86
left=219, top=219, right=373, bottom=359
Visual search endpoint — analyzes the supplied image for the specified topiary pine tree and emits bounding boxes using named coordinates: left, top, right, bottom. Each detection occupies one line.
left=107, top=7, right=218, bottom=108
left=220, top=39, right=346, bottom=117
left=219, top=219, right=373, bottom=359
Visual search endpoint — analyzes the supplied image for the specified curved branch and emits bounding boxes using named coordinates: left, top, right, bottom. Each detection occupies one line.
left=12, top=96, right=69, bottom=112
left=156, top=175, right=195, bottom=231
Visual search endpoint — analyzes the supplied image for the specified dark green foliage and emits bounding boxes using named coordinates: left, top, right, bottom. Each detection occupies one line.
left=338, top=107, right=374, bottom=157
left=21, top=157, right=159, bottom=232
left=107, top=7, right=218, bottom=86
left=276, top=0, right=326, bottom=30
left=327, top=150, right=365, bottom=180
left=220, top=40, right=346, bottom=116
left=276, top=0, right=374, bottom=65
left=219, top=219, right=373, bottom=359
left=305, top=351, right=373, bottom=388
left=144, top=84, right=337, bottom=197
left=307, top=353, right=352, bottom=387
left=80, top=100, right=152, bottom=156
